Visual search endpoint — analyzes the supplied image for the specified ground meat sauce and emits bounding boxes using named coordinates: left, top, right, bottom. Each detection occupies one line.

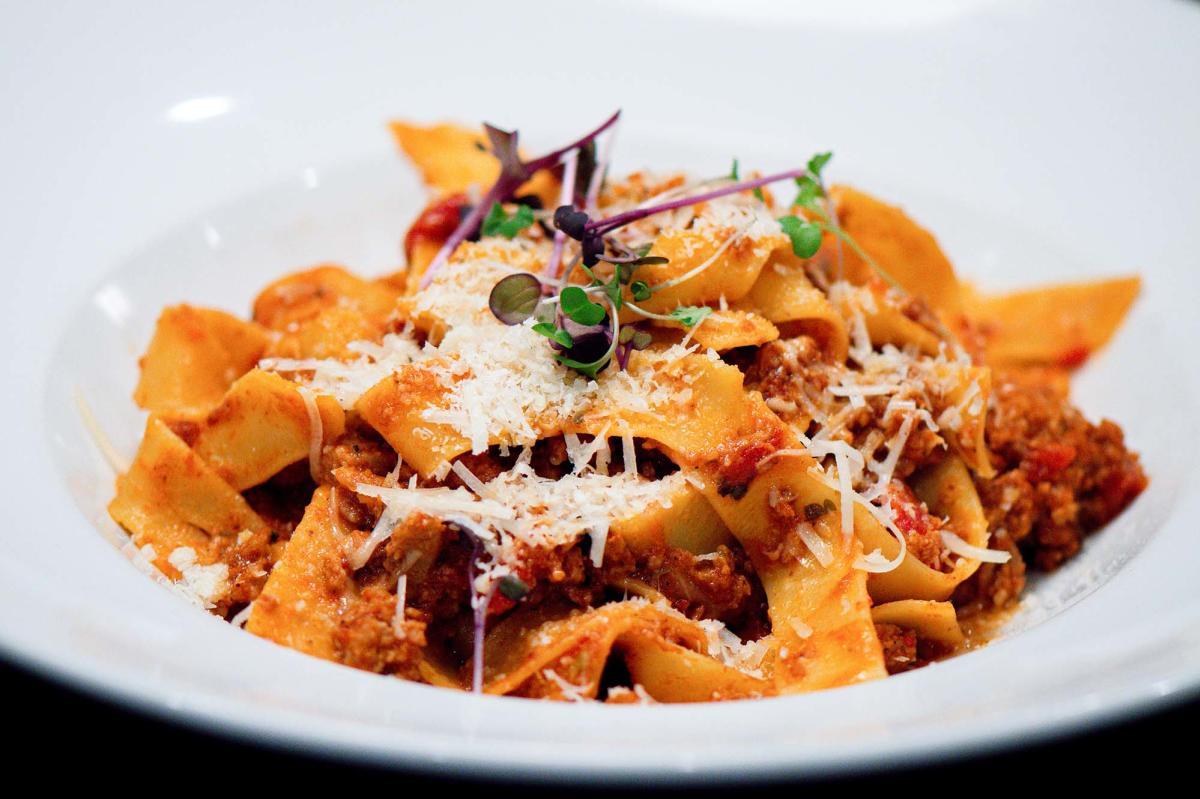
left=876, top=622, right=918, bottom=673
left=334, top=433, right=770, bottom=674
left=745, top=337, right=945, bottom=483
left=876, top=622, right=954, bottom=674
left=955, top=367, right=1146, bottom=612
left=333, top=586, right=427, bottom=679
left=743, top=327, right=1145, bottom=663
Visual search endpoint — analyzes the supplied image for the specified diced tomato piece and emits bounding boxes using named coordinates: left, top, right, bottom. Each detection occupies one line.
left=403, top=193, right=469, bottom=260
left=887, top=481, right=934, bottom=537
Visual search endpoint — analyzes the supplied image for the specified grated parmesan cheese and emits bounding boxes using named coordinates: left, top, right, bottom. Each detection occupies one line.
left=356, top=462, right=689, bottom=578
left=941, top=530, right=1012, bottom=564
left=167, top=547, right=230, bottom=609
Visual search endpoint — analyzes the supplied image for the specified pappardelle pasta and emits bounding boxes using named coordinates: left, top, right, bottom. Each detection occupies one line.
left=109, top=113, right=1146, bottom=702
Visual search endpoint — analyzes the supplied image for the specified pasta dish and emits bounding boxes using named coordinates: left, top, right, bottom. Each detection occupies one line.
left=108, top=112, right=1146, bottom=702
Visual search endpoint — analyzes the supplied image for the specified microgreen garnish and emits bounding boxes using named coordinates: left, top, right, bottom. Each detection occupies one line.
left=618, top=325, right=653, bottom=349
left=555, top=166, right=809, bottom=269
left=497, top=574, right=530, bottom=601
left=780, top=152, right=908, bottom=294
left=778, top=215, right=824, bottom=258
left=792, top=175, right=823, bottom=211
left=553, top=205, right=590, bottom=240
left=668, top=306, right=713, bottom=328
left=532, top=322, right=574, bottom=348
left=503, top=166, right=813, bottom=376
left=807, top=151, right=833, bottom=177
left=488, top=272, right=543, bottom=325
left=560, top=286, right=606, bottom=326
left=471, top=125, right=923, bottom=377
left=419, top=110, right=622, bottom=289
left=558, top=316, right=614, bottom=361
left=573, top=141, right=598, bottom=203
left=480, top=202, right=535, bottom=239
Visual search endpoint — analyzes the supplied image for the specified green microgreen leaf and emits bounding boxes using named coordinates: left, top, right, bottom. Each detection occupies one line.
left=730, top=158, right=740, bottom=181
left=554, top=353, right=606, bottom=379
left=669, top=305, right=713, bottom=328
left=778, top=215, right=823, bottom=258
left=532, top=322, right=574, bottom=348
left=630, top=280, right=651, bottom=301
left=481, top=202, right=535, bottom=239
left=559, top=286, right=606, bottom=326
left=603, top=276, right=624, bottom=312
left=807, top=151, right=833, bottom=178
left=488, top=272, right=543, bottom=325
left=792, top=175, right=824, bottom=211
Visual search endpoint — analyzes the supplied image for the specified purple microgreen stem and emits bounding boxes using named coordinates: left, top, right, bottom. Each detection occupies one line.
left=544, top=148, right=579, bottom=280
left=420, top=110, right=621, bottom=290
left=585, top=118, right=620, bottom=213
left=586, top=167, right=806, bottom=238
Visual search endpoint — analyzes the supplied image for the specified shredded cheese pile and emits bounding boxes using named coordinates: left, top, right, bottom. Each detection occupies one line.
left=355, top=455, right=691, bottom=580
left=790, top=283, right=997, bottom=571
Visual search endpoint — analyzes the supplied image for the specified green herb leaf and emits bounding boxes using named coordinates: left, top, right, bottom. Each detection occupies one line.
left=792, top=175, right=823, bottom=210
left=730, top=158, right=740, bottom=181
left=603, top=276, right=624, bottom=312
left=631, top=330, right=653, bottom=350
left=559, top=286, right=606, bottom=326
left=532, top=322, right=574, bottom=348
left=497, top=574, right=530, bottom=601
left=807, top=151, right=833, bottom=178
left=753, top=187, right=765, bottom=203
left=778, top=215, right=823, bottom=258
left=555, top=352, right=606, bottom=379
left=481, top=202, right=535, bottom=239
left=488, top=272, right=543, bottom=325
left=630, top=280, right=651, bottom=301
left=669, top=305, right=713, bottom=328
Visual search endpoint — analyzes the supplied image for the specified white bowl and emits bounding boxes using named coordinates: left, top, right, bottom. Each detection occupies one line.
left=3, top=0, right=1199, bottom=784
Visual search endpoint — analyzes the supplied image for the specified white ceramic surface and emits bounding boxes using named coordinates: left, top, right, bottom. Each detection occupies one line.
left=2, top=0, right=1199, bottom=783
